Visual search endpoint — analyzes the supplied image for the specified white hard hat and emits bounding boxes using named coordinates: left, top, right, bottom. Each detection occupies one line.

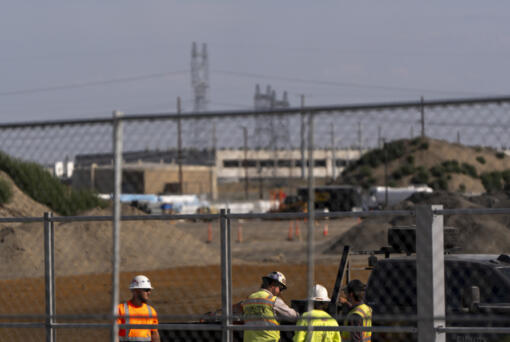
left=263, top=271, right=287, bottom=290
left=129, top=275, right=154, bottom=290
left=311, top=284, right=330, bottom=302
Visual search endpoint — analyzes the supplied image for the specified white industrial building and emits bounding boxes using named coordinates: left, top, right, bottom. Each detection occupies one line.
left=215, top=148, right=362, bottom=181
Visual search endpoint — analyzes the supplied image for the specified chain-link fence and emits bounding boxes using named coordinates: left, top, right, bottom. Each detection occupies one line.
left=1, top=95, right=510, bottom=342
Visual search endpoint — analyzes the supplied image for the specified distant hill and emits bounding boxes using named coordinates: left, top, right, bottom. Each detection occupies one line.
left=339, top=137, right=510, bottom=194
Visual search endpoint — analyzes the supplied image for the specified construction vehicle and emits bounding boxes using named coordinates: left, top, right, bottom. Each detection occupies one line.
left=365, top=227, right=510, bottom=342
left=276, top=185, right=363, bottom=213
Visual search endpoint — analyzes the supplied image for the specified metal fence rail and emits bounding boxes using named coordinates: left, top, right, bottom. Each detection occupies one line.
left=1, top=95, right=510, bottom=342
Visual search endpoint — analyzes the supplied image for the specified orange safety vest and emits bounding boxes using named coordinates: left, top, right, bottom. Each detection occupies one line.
left=117, top=301, right=158, bottom=342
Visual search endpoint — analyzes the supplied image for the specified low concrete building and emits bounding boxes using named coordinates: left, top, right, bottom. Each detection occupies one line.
left=72, top=162, right=217, bottom=199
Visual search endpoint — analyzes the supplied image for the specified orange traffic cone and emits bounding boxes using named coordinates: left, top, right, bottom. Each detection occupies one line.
left=294, top=220, right=301, bottom=241
left=287, top=221, right=294, bottom=241
left=236, top=224, right=243, bottom=243
left=323, top=222, right=329, bottom=237
left=207, top=223, right=213, bottom=243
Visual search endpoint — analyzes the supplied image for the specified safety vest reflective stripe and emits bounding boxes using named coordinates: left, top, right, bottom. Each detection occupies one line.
left=341, top=304, right=372, bottom=342
left=243, top=299, right=276, bottom=307
left=121, top=302, right=153, bottom=341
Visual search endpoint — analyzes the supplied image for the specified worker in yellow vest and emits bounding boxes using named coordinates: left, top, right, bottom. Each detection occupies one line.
left=117, top=275, right=160, bottom=342
left=293, top=284, right=341, bottom=342
left=242, top=271, right=299, bottom=342
left=340, top=280, right=372, bottom=342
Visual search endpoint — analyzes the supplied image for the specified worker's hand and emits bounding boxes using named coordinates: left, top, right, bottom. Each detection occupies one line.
left=339, top=296, right=351, bottom=306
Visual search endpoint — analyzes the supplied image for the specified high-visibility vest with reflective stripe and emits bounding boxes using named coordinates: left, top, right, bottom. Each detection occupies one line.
left=242, top=289, right=279, bottom=342
left=117, top=301, right=157, bottom=342
left=293, top=309, right=341, bottom=342
left=341, top=303, right=372, bottom=342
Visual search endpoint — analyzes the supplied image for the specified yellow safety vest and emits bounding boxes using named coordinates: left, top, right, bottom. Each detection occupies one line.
left=242, top=289, right=279, bottom=342
left=341, top=303, right=372, bottom=342
left=293, top=309, right=341, bottom=342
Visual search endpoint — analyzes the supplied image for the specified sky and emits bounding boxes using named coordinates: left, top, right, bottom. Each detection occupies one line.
left=1, top=1, right=510, bottom=123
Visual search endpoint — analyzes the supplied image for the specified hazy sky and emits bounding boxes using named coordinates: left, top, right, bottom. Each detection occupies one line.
left=1, top=1, right=509, bottom=122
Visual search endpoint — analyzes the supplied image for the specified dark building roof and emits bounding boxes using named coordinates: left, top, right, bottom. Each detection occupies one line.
left=75, top=149, right=215, bottom=167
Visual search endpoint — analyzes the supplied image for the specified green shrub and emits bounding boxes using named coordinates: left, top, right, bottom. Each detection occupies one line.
left=392, top=169, right=402, bottom=180
left=399, top=164, right=415, bottom=176
left=385, top=140, right=406, bottom=160
left=419, top=141, right=429, bottom=150
left=476, top=156, right=486, bottom=164
left=481, top=172, right=503, bottom=193
left=430, top=166, right=445, bottom=178
left=406, top=155, right=415, bottom=164
left=461, top=163, right=478, bottom=178
left=410, top=137, right=424, bottom=146
left=0, top=151, right=107, bottom=215
left=474, top=146, right=482, bottom=152
left=458, top=184, right=466, bottom=192
left=411, top=169, right=429, bottom=184
left=496, top=152, right=505, bottom=159
left=441, top=160, right=461, bottom=173
left=0, top=178, right=12, bottom=204
left=430, top=177, right=448, bottom=191
left=502, top=170, right=510, bottom=184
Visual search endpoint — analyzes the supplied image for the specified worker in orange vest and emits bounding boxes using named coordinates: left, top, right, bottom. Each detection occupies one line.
left=117, top=275, right=160, bottom=342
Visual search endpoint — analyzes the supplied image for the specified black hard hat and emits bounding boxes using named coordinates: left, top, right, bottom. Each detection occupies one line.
left=344, top=279, right=366, bottom=293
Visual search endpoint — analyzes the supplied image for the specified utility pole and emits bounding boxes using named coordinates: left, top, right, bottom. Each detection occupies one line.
left=420, top=96, right=425, bottom=138
left=331, top=124, right=336, bottom=181
left=177, top=97, right=183, bottom=194
left=383, top=139, right=388, bottom=209
left=242, top=126, right=249, bottom=200
left=377, top=126, right=382, bottom=149
left=358, top=121, right=363, bottom=158
left=300, top=95, right=306, bottom=180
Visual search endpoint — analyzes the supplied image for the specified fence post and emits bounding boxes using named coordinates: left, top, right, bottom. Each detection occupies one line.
left=416, top=205, right=445, bottom=342
left=44, top=212, right=55, bottom=342
left=220, top=209, right=233, bottom=342
left=111, top=110, right=123, bottom=342
left=306, top=111, right=315, bottom=340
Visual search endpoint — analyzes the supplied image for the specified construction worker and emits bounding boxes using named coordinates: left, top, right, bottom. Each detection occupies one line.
left=117, top=275, right=160, bottom=342
left=293, top=284, right=341, bottom=342
left=242, top=271, right=299, bottom=342
left=340, top=280, right=372, bottom=342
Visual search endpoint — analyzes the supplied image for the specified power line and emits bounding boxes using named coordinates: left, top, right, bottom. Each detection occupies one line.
left=0, top=70, right=189, bottom=97
left=212, top=69, right=492, bottom=97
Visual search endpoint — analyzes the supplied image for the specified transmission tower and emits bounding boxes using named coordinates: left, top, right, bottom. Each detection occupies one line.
left=189, top=42, right=210, bottom=149
left=254, top=84, right=291, bottom=149
left=191, top=42, right=209, bottom=112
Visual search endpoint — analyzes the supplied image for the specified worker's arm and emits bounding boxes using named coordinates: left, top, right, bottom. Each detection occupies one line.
left=151, top=310, right=160, bottom=342
left=274, top=297, right=299, bottom=323
left=151, top=329, right=160, bottom=342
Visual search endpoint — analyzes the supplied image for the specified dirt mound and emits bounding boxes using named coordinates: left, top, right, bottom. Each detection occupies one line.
left=340, top=137, right=510, bottom=193
left=0, top=204, right=222, bottom=280
left=0, top=171, right=51, bottom=219
left=325, top=191, right=510, bottom=254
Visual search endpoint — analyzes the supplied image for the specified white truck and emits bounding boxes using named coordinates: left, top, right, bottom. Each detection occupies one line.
left=365, top=185, right=433, bottom=209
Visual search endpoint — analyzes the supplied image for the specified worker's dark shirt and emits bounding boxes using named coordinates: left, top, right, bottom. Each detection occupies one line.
left=346, top=313, right=364, bottom=342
